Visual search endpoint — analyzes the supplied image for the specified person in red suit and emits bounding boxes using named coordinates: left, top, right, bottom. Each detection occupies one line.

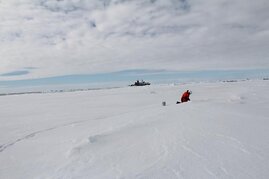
left=181, top=90, right=191, bottom=103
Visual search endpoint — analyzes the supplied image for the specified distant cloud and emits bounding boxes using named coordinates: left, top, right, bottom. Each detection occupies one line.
left=24, top=67, right=37, bottom=70
left=1, top=70, right=30, bottom=76
left=0, top=0, right=269, bottom=80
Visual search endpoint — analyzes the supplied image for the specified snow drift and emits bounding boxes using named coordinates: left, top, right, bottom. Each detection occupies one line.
left=0, top=80, right=269, bottom=178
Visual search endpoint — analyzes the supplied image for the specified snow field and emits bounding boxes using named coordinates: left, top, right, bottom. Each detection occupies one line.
left=0, top=80, right=269, bottom=179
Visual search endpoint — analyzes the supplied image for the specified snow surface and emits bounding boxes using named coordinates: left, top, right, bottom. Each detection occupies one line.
left=0, top=80, right=269, bottom=179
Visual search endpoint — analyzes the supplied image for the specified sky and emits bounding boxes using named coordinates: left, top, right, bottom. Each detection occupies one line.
left=0, top=0, right=269, bottom=82
left=0, top=69, right=268, bottom=94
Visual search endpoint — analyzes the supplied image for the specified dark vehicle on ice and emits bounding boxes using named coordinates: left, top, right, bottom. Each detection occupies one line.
left=130, top=80, right=150, bottom=86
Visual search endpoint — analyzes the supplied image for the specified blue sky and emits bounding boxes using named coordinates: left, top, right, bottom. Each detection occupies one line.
left=0, top=69, right=268, bottom=93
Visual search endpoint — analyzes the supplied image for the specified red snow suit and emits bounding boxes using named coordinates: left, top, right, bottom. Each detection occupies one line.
left=181, top=90, right=191, bottom=103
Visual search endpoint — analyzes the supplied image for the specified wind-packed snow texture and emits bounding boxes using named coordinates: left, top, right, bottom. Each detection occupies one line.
left=0, top=80, right=268, bottom=179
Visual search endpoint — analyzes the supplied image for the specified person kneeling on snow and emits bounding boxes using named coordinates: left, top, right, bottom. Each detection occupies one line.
left=181, top=90, right=192, bottom=103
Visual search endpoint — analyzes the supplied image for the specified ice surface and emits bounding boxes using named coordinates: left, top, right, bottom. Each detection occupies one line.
left=0, top=80, right=268, bottom=179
